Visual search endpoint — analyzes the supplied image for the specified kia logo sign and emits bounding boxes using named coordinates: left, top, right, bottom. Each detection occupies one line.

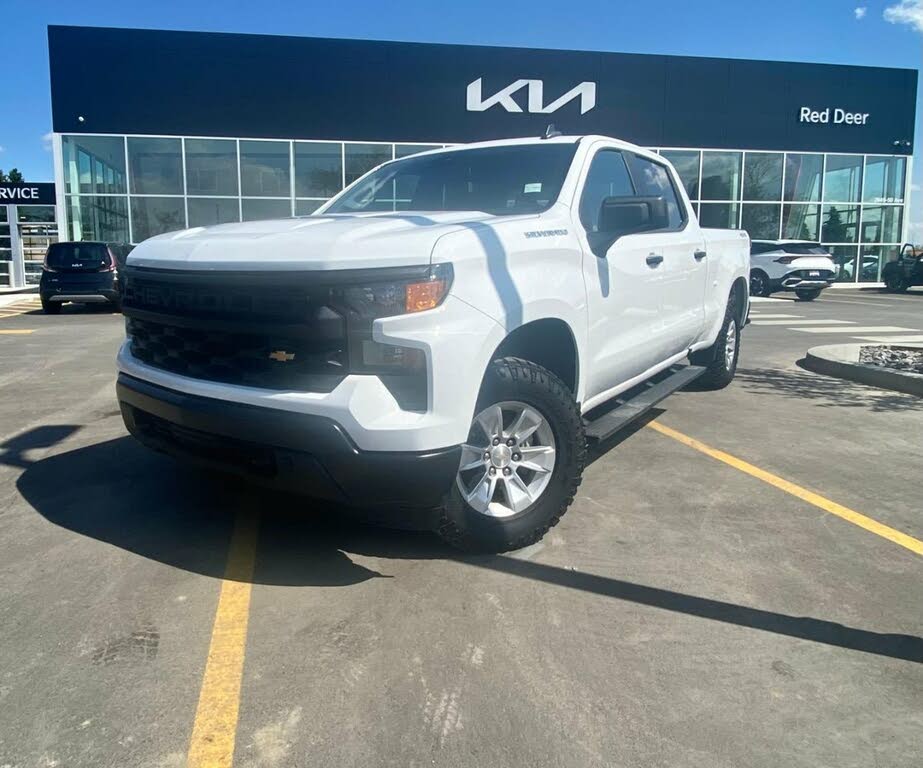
left=467, top=78, right=597, bottom=115
left=0, top=183, right=56, bottom=206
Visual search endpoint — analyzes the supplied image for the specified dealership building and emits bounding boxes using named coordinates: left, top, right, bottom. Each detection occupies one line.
left=8, top=24, right=916, bottom=288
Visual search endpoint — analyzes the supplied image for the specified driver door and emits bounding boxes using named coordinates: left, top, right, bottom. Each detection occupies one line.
left=578, top=148, right=667, bottom=403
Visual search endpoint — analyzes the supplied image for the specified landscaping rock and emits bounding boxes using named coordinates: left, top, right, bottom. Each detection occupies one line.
left=859, top=345, right=923, bottom=375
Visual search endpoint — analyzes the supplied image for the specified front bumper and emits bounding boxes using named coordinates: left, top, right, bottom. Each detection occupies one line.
left=118, top=373, right=461, bottom=508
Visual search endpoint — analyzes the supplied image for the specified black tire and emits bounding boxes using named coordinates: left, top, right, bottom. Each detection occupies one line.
left=884, top=273, right=908, bottom=293
left=690, top=293, right=740, bottom=390
left=41, top=297, right=62, bottom=314
left=795, top=288, right=821, bottom=301
left=749, top=269, right=772, bottom=297
left=437, top=357, right=585, bottom=553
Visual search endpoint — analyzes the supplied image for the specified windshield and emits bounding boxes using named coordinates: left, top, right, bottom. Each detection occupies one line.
left=324, top=143, right=578, bottom=216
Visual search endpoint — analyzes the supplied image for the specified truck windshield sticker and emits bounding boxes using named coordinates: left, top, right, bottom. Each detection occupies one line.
left=524, top=183, right=543, bottom=193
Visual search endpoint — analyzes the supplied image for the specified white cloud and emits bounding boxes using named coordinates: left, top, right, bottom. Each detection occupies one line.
left=884, top=0, right=923, bottom=31
left=855, top=6, right=867, bottom=19
left=0, top=145, right=5, bottom=154
left=41, top=132, right=53, bottom=152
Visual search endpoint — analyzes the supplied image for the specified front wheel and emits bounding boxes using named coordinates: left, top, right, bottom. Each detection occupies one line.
left=795, top=288, right=822, bottom=301
left=437, top=357, right=585, bottom=553
left=690, top=294, right=740, bottom=390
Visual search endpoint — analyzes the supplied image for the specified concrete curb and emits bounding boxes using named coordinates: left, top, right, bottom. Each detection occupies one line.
left=804, top=343, right=923, bottom=397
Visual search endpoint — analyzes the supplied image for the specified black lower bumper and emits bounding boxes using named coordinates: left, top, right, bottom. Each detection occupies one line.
left=117, top=373, right=460, bottom=508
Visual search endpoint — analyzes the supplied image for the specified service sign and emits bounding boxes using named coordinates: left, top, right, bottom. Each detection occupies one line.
left=0, top=183, right=56, bottom=206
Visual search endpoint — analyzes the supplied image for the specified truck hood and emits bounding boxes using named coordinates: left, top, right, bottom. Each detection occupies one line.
left=126, top=211, right=527, bottom=271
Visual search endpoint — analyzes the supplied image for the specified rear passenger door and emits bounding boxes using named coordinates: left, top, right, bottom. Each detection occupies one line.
left=625, top=153, right=708, bottom=357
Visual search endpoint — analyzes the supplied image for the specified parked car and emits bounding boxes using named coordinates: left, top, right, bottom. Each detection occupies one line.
left=749, top=240, right=836, bottom=300
left=881, top=244, right=923, bottom=293
left=115, top=134, right=750, bottom=552
left=40, top=241, right=132, bottom=313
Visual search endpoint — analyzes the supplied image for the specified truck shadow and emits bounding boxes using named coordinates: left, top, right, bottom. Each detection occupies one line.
left=12, top=430, right=922, bottom=663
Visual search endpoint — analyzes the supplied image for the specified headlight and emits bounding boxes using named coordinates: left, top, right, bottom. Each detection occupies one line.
left=337, top=263, right=452, bottom=319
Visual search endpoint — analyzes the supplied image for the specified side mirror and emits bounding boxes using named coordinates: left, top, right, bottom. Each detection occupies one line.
left=598, top=196, right=669, bottom=238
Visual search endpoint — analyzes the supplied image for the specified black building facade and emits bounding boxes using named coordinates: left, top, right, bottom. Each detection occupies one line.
left=48, top=25, right=918, bottom=282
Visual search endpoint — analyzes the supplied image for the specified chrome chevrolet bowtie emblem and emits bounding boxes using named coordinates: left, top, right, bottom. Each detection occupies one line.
left=268, top=350, right=296, bottom=362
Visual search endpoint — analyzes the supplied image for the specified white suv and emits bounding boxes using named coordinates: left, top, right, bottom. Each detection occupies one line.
left=749, top=240, right=836, bottom=300
left=116, top=135, right=749, bottom=551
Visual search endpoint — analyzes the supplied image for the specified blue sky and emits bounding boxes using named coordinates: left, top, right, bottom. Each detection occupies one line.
left=2, top=0, right=921, bottom=232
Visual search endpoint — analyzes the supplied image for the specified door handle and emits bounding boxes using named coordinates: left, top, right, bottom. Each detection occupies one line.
left=646, top=254, right=664, bottom=267
left=694, top=250, right=707, bottom=261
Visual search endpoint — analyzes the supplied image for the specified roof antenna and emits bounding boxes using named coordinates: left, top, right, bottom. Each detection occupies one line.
left=542, top=123, right=562, bottom=140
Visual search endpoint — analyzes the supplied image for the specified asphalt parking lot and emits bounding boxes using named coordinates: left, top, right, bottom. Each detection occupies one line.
left=0, top=289, right=921, bottom=768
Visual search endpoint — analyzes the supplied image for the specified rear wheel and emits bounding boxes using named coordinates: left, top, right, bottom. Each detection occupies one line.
left=41, top=297, right=62, bottom=314
left=795, top=288, right=821, bottom=301
left=749, top=269, right=772, bottom=297
left=884, top=272, right=908, bottom=293
left=690, top=293, right=740, bottom=390
left=438, top=357, right=585, bottom=553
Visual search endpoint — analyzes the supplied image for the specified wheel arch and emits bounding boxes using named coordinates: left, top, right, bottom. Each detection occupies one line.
left=731, top=276, right=749, bottom=326
left=487, top=318, right=580, bottom=398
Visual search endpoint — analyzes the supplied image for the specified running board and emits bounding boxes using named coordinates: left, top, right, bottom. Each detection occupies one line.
left=583, top=364, right=706, bottom=442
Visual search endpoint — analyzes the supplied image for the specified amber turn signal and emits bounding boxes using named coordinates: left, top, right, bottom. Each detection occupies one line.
left=405, top=279, right=448, bottom=313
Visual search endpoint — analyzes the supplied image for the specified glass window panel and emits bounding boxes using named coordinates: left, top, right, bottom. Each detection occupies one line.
left=826, top=245, right=859, bottom=282
left=241, top=198, right=291, bottom=222
left=130, top=196, right=186, bottom=242
left=395, top=144, right=442, bottom=159
left=743, top=153, right=783, bottom=202
left=781, top=204, right=821, bottom=241
left=821, top=205, right=859, bottom=243
left=128, top=137, right=183, bottom=195
left=579, top=150, right=636, bottom=232
left=295, top=199, right=326, bottom=216
left=861, top=205, right=902, bottom=244
left=240, top=140, right=290, bottom=197
left=699, top=202, right=739, bottom=229
left=294, top=142, right=342, bottom=198
left=0, top=207, right=6, bottom=223
left=627, top=154, right=685, bottom=228
left=345, top=143, right=392, bottom=186
left=740, top=203, right=781, bottom=240
left=858, top=245, right=899, bottom=283
left=185, top=139, right=238, bottom=196
left=187, top=198, right=240, bottom=228
left=17, top=206, right=56, bottom=223
left=823, top=155, right=862, bottom=203
left=63, top=135, right=127, bottom=195
left=863, top=156, right=906, bottom=203
left=700, top=152, right=741, bottom=201
left=784, top=153, right=822, bottom=202
left=659, top=150, right=700, bottom=200
left=66, top=195, right=129, bottom=242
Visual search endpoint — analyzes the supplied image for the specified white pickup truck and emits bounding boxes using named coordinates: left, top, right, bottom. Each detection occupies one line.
left=116, top=134, right=750, bottom=551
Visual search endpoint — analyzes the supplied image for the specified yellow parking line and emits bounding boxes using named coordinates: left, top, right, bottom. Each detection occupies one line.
left=0, top=329, right=35, bottom=334
left=647, top=420, right=923, bottom=557
left=187, top=510, right=260, bottom=768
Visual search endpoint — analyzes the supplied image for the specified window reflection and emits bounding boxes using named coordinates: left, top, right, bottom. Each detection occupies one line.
left=660, top=150, right=700, bottom=200
left=345, top=143, right=392, bottom=185
left=822, top=205, right=859, bottom=243
left=828, top=245, right=858, bottom=282
left=128, top=137, right=183, bottom=195
left=294, top=142, right=342, bottom=198
left=395, top=144, right=442, bottom=159
left=130, top=197, right=186, bottom=242
left=242, top=198, right=291, bottom=221
left=185, top=139, right=238, bottom=196
left=66, top=195, right=130, bottom=242
left=860, top=206, right=902, bottom=244
left=784, top=154, right=822, bottom=202
left=699, top=202, right=739, bottom=229
left=701, top=152, right=741, bottom=201
left=63, top=136, right=127, bottom=195
left=741, top=203, right=781, bottom=240
left=782, top=204, right=821, bottom=241
left=188, top=198, right=240, bottom=228
left=859, top=245, right=899, bottom=283
left=823, top=155, right=862, bottom=203
left=742, top=153, right=782, bottom=201
left=864, top=156, right=905, bottom=204
left=240, top=141, right=290, bottom=197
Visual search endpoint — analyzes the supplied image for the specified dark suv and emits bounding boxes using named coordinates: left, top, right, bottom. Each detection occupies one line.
left=39, top=241, right=133, bottom=314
